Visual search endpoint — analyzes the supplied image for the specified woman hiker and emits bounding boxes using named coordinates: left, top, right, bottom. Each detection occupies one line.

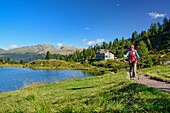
left=123, top=44, right=141, bottom=80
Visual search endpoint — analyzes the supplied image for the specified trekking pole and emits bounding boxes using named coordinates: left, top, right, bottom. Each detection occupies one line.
left=137, top=57, right=142, bottom=80
left=123, top=56, right=125, bottom=70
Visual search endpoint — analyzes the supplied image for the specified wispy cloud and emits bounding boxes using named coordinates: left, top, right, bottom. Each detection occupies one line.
left=69, top=39, right=87, bottom=48
left=117, top=3, right=120, bottom=7
left=56, top=43, right=63, bottom=48
left=82, top=38, right=87, bottom=43
left=84, top=39, right=105, bottom=46
left=84, top=27, right=90, bottom=30
left=10, top=45, right=18, bottom=49
left=147, top=12, right=166, bottom=19
left=70, top=44, right=75, bottom=47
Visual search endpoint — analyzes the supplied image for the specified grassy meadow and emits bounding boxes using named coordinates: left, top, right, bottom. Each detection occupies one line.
left=138, top=65, right=170, bottom=82
left=0, top=71, right=169, bottom=112
left=24, top=60, right=119, bottom=73
left=0, top=64, right=24, bottom=68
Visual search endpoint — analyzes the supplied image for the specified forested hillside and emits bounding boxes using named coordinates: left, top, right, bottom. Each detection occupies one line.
left=0, top=18, right=169, bottom=64
left=63, top=17, right=170, bottom=65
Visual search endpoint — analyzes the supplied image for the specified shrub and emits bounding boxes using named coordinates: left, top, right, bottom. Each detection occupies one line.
left=146, top=57, right=153, bottom=67
left=25, top=94, right=36, bottom=101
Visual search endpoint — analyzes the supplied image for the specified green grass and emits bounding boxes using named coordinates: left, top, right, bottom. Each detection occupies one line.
left=24, top=60, right=115, bottom=73
left=0, top=64, right=24, bottom=68
left=138, top=65, right=170, bottom=82
left=0, top=71, right=169, bottom=112
left=0, top=60, right=108, bottom=72
left=0, top=60, right=128, bottom=74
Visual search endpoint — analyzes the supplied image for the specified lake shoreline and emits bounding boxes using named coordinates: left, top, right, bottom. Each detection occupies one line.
left=0, top=67, right=103, bottom=93
left=0, top=64, right=106, bottom=75
left=0, top=70, right=169, bottom=112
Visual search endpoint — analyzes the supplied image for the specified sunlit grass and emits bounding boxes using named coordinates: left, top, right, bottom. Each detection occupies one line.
left=138, top=65, right=170, bottom=82
left=0, top=64, right=24, bottom=68
left=0, top=71, right=169, bottom=112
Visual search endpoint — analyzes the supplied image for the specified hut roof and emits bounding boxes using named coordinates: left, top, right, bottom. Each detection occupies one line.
left=96, top=49, right=115, bottom=54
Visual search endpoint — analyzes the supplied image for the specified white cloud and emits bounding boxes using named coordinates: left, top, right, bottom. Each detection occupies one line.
left=84, top=27, right=90, bottom=30
left=56, top=43, right=63, bottom=47
left=147, top=12, right=166, bottom=19
left=10, top=45, right=18, bottom=49
left=82, top=38, right=87, bottom=43
left=70, top=44, right=75, bottom=47
left=117, top=3, right=120, bottom=7
left=84, top=39, right=105, bottom=46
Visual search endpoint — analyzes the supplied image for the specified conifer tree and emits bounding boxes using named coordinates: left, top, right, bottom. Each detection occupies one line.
left=121, top=37, right=125, bottom=46
left=80, top=52, right=84, bottom=61
left=0, top=58, right=3, bottom=63
left=113, top=38, right=119, bottom=47
left=132, top=30, right=138, bottom=43
left=64, top=55, right=68, bottom=61
left=146, top=38, right=152, bottom=50
left=150, top=22, right=157, bottom=35
left=92, top=50, right=96, bottom=59
left=119, top=47, right=124, bottom=57
left=169, top=19, right=170, bottom=30
left=46, top=51, right=53, bottom=60
left=59, top=55, right=65, bottom=60
left=20, top=60, right=26, bottom=64
left=157, top=20, right=163, bottom=33
left=137, top=40, right=148, bottom=57
left=56, top=55, right=59, bottom=60
left=153, top=23, right=158, bottom=35
left=146, top=55, right=153, bottom=67
left=163, top=17, right=169, bottom=32
left=5, top=59, right=7, bottom=63
left=7, top=57, right=10, bottom=64
left=141, top=30, right=147, bottom=38
left=103, top=42, right=106, bottom=49
left=150, top=22, right=154, bottom=29
left=126, top=39, right=131, bottom=47
left=158, top=42, right=163, bottom=50
left=108, top=41, right=113, bottom=50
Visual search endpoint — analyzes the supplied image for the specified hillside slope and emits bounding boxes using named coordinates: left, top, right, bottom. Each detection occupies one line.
left=7, top=44, right=57, bottom=54
left=0, top=44, right=81, bottom=62
left=0, top=48, right=6, bottom=53
left=0, top=44, right=80, bottom=55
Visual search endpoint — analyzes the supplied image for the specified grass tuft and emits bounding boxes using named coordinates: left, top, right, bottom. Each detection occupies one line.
left=25, top=94, right=36, bottom=101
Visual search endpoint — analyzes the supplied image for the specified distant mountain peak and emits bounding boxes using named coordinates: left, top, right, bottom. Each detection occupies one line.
left=0, top=43, right=82, bottom=56
left=0, top=44, right=82, bottom=62
left=60, top=46, right=76, bottom=49
left=0, top=48, right=6, bottom=53
left=36, top=44, right=54, bottom=47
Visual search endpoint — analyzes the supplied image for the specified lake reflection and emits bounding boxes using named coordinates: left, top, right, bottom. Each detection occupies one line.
left=0, top=68, right=101, bottom=93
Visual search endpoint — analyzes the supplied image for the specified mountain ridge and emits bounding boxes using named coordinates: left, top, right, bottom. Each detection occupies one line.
left=0, top=44, right=82, bottom=62
left=0, top=44, right=81, bottom=55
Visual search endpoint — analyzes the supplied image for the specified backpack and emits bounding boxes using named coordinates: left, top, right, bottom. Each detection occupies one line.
left=129, top=50, right=137, bottom=63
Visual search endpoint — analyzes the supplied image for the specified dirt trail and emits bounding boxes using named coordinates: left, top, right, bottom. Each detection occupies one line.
left=126, top=72, right=170, bottom=93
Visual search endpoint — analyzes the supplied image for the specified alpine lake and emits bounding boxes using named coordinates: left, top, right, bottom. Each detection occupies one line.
left=0, top=67, right=103, bottom=93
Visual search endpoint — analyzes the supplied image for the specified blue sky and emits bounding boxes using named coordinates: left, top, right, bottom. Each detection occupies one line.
left=0, top=0, right=169, bottom=50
